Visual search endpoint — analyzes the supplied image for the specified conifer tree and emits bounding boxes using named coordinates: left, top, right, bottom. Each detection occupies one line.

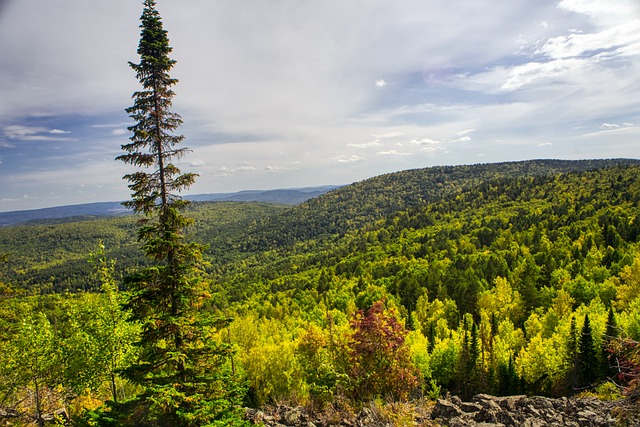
left=566, top=315, right=580, bottom=391
left=603, top=307, right=619, bottom=379
left=104, top=1, right=246, bottom=425
left=578, top=314, right=598, bottom=389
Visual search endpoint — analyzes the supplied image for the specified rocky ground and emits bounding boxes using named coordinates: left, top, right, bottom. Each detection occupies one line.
left=245, top=394, right=640, bottom=427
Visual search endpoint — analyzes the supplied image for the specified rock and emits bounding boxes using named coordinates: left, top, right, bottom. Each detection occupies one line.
left=283, top=406, right=305, bottom=425
left=430, top=394, right=619, bottom=427
left=246, top=395, right=625, bottom=427
left=431, top=398, right=463, bottom=419
left=459, top=402, right=483, bottom=413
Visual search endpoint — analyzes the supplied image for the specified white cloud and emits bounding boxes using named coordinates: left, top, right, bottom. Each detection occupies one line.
left=334, top=155, right=364, bottom=163
left=190, top=160, right=206, bottom=166
left=410, top=138, right=441, bottom=145
left=558, top=0, right=637, bottom=24
left=3, top=125, right=77, bottom=142
left=600, top=123, right=619, bottom=130
left=420, top=147, right=445, bottom=153
left=215, top=164, right=256, bottom=176
left=376, top=150, right=411, bottom=156
left=538, top=142, right=552, bottom=146
left=537, top=19, right=640, bottom=61
left=1, top=0, right=640, bottom=211
left=265, top=165, right=297, bottom=172
left=501, top=58, right=582, bottom=91
left=374, top=131, right=404, bottom=139
left=348, top=140, right=381, bottom=148
left=451, top=136, right=471, bottom=143
left=4, top=125, right=47, bottom=138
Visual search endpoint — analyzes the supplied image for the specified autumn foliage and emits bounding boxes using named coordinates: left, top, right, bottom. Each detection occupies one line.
left=348, top=301, right=418, bottom=401
left=610, top=338, right=640, bottom=401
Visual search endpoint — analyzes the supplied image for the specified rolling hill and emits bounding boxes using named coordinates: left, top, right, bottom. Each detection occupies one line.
left=0, top=185, right=340, bottom=227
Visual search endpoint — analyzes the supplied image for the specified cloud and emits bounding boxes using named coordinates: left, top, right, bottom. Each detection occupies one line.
left=4, top=125, right=47, bottom=138
left=334, top=155, right=364, bottom=163
left=1, top=0, right=640, bottom=211
left=0, top=197, right=28, bottom=203
left=580, top=124, right=638, bottom=138
left=420, top=146, right=446, bottom=153
left=374, top=131, right=404, bottom=139
left=600, top=123, right=619, bottom=130
left=538, top=142, right=553, bottom=146
left=460, top=1, right=640, bottom=95
left=348, top=141, right=381, bottom=148
left=409, top=138, right=441, bottom=146
left=537, top=19, right=640, bottom=61
left=3, top=125, right=77, bottom=142
left=376, top=150, right=411, bottom=156
left=557, top=0, right=637, bottom=24
left=451, top=136, right=471, bottom=143
left=214, top=164, right=256, bottom=176
left=190, top=160, right=206, bottom=166
left=265, top=165, right=297, bottom=172
left=500, top=58, right=582, bottom=91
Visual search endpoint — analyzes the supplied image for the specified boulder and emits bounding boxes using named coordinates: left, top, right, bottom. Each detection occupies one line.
left=245, top=395, right=628, bottom=427
left=431, top=394, right=618, bottom=427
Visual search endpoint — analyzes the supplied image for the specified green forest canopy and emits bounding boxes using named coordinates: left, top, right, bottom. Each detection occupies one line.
left=2, top=159, right=640, bottom=421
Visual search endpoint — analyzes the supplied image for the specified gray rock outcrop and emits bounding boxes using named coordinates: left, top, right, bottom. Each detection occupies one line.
left=245, top=394, right=632, bottom=427
left=431, top=394, right=618, bottom=427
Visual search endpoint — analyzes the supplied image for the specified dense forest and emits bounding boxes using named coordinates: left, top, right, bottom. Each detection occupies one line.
left=2, top=159, right=640, bottom=424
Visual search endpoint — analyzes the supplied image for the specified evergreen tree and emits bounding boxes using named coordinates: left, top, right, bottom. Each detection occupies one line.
left=603, top=307, right=619, bottom=379
left=577, top=314, right=598, bottom=389
left=566, top=315, right=579, bottom=391
left=497, top=353, right=519, bottom=396
left=605, top=307, right=619, bottom=341
left=100, top=1, right=247, bottom=425
left=456, top=317, right=480, bottom=398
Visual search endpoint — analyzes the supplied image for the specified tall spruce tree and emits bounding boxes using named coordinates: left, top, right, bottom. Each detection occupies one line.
left=578, top=314, right=598, bottom=389
left=105, top=1, right=246, bottom=425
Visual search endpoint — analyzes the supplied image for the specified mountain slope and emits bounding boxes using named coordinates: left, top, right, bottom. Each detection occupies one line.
left=218, top=161, right=640, bottom=317
left=0, top=186, right=339, bottom=227
left=3, top=159, right=640, bottom=293
left=242, top=159, right=640, bottom=250
left=0, top=202, right=288, bottom=292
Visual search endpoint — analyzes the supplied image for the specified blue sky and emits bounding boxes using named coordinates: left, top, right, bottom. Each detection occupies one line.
left=1, top=0, right=639, bottom=212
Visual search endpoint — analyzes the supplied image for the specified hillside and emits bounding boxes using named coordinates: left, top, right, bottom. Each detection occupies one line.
left=210, top=160, right=640, bottom=401
left=243, top=159, right=640, bottom=250
left=4, top=159, right=638, bottom=293
left=2, top=159, right=640, bottom=413
left=0, top=202, right=288, bottom=292
left=0, top=186, right=339, bottom=227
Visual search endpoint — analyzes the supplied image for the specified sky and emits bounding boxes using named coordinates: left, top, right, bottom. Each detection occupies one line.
left=1, top=0, right=639, bottom=212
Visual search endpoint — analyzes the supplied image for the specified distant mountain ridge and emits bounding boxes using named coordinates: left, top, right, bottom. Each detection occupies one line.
left=0, top=186, right=341, bottom=227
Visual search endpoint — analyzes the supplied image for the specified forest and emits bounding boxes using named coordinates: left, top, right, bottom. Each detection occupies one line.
left=2, top=1, right=639, bottom=425
left=1, top=159, right=640, bottom=425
